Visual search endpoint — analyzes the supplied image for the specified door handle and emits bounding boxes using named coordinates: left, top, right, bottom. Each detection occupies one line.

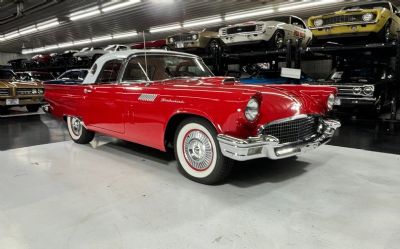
left=84, top=89, right=92, bottom=94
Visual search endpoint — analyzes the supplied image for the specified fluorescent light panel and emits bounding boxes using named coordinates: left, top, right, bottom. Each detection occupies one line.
left=102, top=0, right=141, bottom=12
left=113, top=31, right=138, bottom=39
left=150, top=24, right=182, bottom=33
left=37, top=18, right=60, bottom=30
left=225, top=8, right=274, bottom=21
left=19, top=25, right=38, bottom=35
left=92, top=35, right=113, bottom=42
left=73, top=39, right=92, bottom=45
left=70, top=6, right=101, bottom=21
left=58, top=42, right=74, bottom=48
left=4, top=31, right=20, bottom=39
left=183, top=16, right=222, bottom=28
left=278, top=0, right=339, bottom=11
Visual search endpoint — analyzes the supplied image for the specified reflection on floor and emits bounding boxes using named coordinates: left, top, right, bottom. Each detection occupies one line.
left=1, top=141, right=399, bottom=249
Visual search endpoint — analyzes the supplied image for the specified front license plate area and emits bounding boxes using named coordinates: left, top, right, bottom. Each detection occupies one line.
left=6, top=98, right=19, bottom=105
left=176, top=42, right=184, bottom=48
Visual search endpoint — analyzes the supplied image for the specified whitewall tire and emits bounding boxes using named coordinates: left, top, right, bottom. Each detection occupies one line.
left=67, top=116, right=95, bottom=144
left=174, top=117, right=233, bottom=184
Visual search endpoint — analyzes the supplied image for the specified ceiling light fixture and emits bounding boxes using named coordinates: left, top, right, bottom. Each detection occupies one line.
left=69, top=6, right=101, bottom=21
left=37, top=18, right=60, bottom=30
left=92, top=35, right=113, bottom=42
left=183, top=16, right=222, bottom=28
left=4, top=31, right=20, bottom=40
left=278, top=0, right=341, bottom=11
left=73, top=39, right=92, bottom=45
left=58, top=42, right=74, bottom=48
left=18, top=25, right=38, bottom=35
left=43, top=45, right=59, bottom=51
left=149, top=23, right=182, bottom=33
left=112, top=31, right=138, bottom=39
left=225, top=8, right=274, bottom=21
left=102, top=0, right=141, bottom=12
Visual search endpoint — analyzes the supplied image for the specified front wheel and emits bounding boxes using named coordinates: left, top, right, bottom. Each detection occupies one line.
left=271, top=30, right=285, bottom=50
left=174, top=117, right=233, bottom=184
left=67, top=116, right=95, bottom=144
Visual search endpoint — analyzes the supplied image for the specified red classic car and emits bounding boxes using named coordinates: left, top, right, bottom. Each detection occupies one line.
left=44, top=50, right=340, bottom=184
left=131, top=39, right=169, bottom=50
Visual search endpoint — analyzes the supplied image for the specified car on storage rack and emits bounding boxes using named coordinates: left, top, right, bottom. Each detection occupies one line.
left=15, top=71, right=55, bottom=82
left=44, top=49, right=340, bottom=184
left=31, top=54, right=52, bottom=67
left=308, top=1, right=400, bottom=44
left=219, top=15, right=313, bottom=51
left=131, top=39, right=170, bottom=50
left=0, top=69, right=45, bottom=113
left=50, top=50, right=79, bottom=66
left=73, top=44, right=130, bottom=63
left=319, top=63, right=399, bottom=115
left=166, top=30, right=222, bottom=54
left=44, top=69, right=89, bottom=85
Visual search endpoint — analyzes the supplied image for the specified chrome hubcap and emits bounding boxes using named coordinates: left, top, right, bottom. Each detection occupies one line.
left=71, top=117, right=82, bottom=136
left=183, top=130, right=213, bottom=171
left=276, top=34, right=284, bottom=48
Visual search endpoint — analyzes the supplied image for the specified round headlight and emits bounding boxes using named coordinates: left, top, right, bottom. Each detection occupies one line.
left=168, top=37, right=174, bottom=43
left=363, top=85, right=374, bottom=96
left=245, top=98, right=260, bottom=121
left=362, top=13, right=374, bottom=22
left=314, top=19, right=324, bottom=27
left=327, top=94, right=335, bottom=111
left=38, top=89, right=44, bottom=94
left=353, top=87, right=362, bottom=95
left=192, top=34, right=198, bottom=40
left=31, top=89, right=38, bottom=94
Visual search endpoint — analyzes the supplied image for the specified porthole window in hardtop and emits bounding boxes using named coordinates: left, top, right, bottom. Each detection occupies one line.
left=97, top=59, right=123, bottom=83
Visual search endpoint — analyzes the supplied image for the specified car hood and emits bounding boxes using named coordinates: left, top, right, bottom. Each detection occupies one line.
left=0, top=80, right=44, bottom=88
left=312, top=8, right=381, bottom=19
left=157, top=77, right=327, bottom=122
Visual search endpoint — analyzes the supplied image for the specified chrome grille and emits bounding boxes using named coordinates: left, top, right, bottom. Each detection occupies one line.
left=0, top=89, right=10, bottom=96
left=17, top=88, right=34, bottom=95
left=261, top=116, right=319, bottom=144
left=227, top=25, right=257, bottom=34
left=322, top=14, right=368, bottom=25
left=171, top=34, right=195, bottom=42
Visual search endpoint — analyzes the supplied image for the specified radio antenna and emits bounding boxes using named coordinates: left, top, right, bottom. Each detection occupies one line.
left=142, top=31, right=148, bottom=79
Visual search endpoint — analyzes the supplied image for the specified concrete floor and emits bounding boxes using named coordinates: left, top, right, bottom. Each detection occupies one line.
left=1, top=138, right=399, bottom=249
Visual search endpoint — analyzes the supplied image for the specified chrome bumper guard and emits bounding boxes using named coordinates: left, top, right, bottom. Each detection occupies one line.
left=42, top=104, right=51, bottom=113
left=217, top=119, right=341, bottom=161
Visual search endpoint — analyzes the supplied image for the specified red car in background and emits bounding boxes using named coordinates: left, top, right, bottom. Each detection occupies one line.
left=31, top=54, right=52, bottom=67
left=44, top=50, right=340, bottom=184
left=131, top=39, right=170, bottom=50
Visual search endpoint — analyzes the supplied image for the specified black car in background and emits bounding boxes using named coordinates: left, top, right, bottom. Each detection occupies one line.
left=320, top=63, right=399, bottom=116
left=44, top=69, right=89, bottom=85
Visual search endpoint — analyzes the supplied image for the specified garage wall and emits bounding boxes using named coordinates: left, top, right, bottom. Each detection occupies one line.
left=0, top=52, right=29, bottom=65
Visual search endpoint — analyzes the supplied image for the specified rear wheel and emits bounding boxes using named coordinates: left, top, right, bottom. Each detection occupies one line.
left=67, top=116, right=95, bottom=144
left=26, top=105, right=40, bottom=113
left=174, top=117, right=233, bottom=184
left=206, top=39, right=221, bottom=55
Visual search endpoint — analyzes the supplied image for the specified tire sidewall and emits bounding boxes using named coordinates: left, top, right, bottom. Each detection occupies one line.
left=175, top=122, right=218, bottom=179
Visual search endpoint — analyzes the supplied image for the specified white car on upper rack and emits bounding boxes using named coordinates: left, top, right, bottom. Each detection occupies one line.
left=73, top=44, right=130, bottom=62
left=219, top=15, right=313, bottom=50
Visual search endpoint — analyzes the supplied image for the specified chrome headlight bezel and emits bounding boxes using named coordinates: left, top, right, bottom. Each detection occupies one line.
left=353, top=87, right=362, bottom=95
left=314, top=19, right=324, bottom=27
left=38, top=89, right=44, bottom=94
left=327, top=94, right=335, bottom=111
left=363, top=85, right=374, bottom=96
left=31, top=89, right=38, bottom=94
left=362, top=13, right=374, bottom=22
left=168, top=37, right=174, bottom=43
left=245, top=98, right=260, bottom=122
left=192, top=34, right=199, bottom=40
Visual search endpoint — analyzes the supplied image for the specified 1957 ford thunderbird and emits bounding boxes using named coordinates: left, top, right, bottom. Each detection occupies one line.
left=44, top=50, right=340, bottom=184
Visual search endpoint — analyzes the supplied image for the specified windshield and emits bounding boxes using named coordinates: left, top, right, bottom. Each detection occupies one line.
left=331, top=67, right=385, bottom=82
left=122, top=54, right=213, bottom=82
left=0, top=69, right=16, bottom=80
left=31, top=73, right=55, bottom=81
left=343, top=2, right=391, bottom=10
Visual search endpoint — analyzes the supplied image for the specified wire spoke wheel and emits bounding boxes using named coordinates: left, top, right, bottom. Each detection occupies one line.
left=183, top=130, right=213, bottom=171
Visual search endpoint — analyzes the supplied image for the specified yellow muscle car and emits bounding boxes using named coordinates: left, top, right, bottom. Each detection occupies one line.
left=308, top=1, right=400, bottom=43
left=0, top=69, right=45, bottom=114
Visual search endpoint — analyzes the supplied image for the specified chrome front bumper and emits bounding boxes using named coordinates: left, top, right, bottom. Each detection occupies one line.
left=217, top=119, right=341, bottom=161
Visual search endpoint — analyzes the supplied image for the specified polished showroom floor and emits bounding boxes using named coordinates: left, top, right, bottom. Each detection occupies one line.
left=1, top=109, right=400, bottom=249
